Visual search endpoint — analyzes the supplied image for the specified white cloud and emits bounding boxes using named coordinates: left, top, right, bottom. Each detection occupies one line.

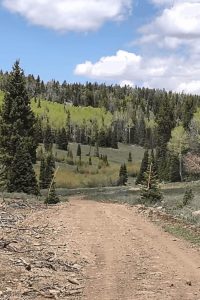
left=1, top=0, right=132, bottom=32
left=74, top=50, right=200, bottom=94
left=120, top=80, right=134, bottom=87
left=177, top=81, right=200, bottom=94
left=140, top=1, right=200, bottom=50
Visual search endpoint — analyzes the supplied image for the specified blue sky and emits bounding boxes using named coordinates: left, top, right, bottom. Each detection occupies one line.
left=0, top=0, right=200, bottom=94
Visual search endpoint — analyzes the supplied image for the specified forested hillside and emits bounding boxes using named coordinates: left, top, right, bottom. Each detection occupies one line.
left=1, top=66, right=200, bottom=192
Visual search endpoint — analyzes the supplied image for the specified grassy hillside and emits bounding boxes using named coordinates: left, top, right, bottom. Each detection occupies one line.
left=0, top=91, right=113, bottom=129
left=35, top=142, right=144, bottom=189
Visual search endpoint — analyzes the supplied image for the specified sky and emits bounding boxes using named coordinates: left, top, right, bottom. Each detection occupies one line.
left=1, top=0, right=200, bottom=94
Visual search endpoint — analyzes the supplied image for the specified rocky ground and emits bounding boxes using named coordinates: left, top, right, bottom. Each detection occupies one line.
left=0, top=196, right=200, bottom=300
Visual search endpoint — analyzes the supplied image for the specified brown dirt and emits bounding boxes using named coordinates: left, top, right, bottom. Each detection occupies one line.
left=1, top=197, right=200, bottom=299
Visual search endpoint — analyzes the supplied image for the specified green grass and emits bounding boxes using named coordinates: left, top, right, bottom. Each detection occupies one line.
left=36, top=143, right=143, bottom=189
left=163, top=224, right=200, bottom=245
left=0, top=92, right=113, bottom=129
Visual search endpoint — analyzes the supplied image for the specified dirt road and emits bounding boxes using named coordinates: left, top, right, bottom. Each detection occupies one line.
left=57, top=199, right=200, bottom=300
left=1, top=198, right=200, bottom=299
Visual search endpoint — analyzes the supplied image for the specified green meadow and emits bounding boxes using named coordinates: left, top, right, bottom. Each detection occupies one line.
left=0, top=91, right=113, bottom=129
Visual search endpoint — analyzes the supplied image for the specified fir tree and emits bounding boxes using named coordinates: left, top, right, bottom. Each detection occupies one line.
left=136, top=150, right=149, bottom=185
left=57, top=127, right=68, bottom=150
left=77, top=144, right=81, bottom=157
left=7, top=140, right=39, bottom=194
left=140, top=157, right=162, bottom=204
left=167, top=154, right=181, bottom=182
left=118, top=163, right=128, bottom=186
left=45, top=181, right=60, bottom=205
left=128, top=152, right=132, bottom=162
left=0, top=61, right=38, bottom=192
left=45, top=152, right=55, bottom=188
left=39, top=151, right=55, bottom=190
left=110, top=127, right=118, bottom=149
left=43, top=124, right=54, bottom=152
left=155, top=94, right=175, bottom=181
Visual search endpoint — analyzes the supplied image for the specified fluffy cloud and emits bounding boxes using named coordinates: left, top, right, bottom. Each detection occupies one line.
left=140, top=1, right=200, bottom=50
left=1, top=0, right=132, bottom=32
left=74, top=50, right=200, bottom=94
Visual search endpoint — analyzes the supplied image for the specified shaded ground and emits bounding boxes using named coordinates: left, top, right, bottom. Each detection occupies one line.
left=1, top=197, right=200, bottom=299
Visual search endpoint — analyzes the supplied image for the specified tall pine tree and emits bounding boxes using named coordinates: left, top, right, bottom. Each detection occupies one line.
left=136, top=149, right=149, bottom=185
left=7, top=140, right=38, bottom=194
left=140, top=153, right=162, bottom=204
left=0, top=61, right=38, bottom=193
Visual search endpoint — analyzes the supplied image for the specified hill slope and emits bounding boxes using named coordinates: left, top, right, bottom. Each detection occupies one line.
left=0, top=91, right=113, bottom=129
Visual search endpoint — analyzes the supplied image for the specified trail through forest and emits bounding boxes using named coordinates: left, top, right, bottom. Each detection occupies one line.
left=1, top=198, right=200, bottom=299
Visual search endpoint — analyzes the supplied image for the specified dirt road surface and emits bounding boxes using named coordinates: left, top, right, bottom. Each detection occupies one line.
left=1, top=198, right=200, bottom=299
left=48, top=198, right=200, bottom=300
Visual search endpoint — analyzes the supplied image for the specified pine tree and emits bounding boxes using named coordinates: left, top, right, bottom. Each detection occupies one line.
left=56, top=127, right=68, bottom=150
left=77, top=144, right=81, bottom=157
left=136, top=150, right=149, bottom=185
left=118, top=163, right=128, bottom=185
left=7, top=140, right=39, bottom=194
left=156, top=94, right=175, bottom=181
left=167, top=154, right=181, bottom=182
left=43, top=124, right=54, bottom=152
left=0, top=61, right=38, bottom=192
left=110, top=127, right=118, bottom=149
left=45, top=181, right=60, bottom=205
left=45, top=152, right=55, bottom=188
left=128, top=152, right=132, bottom=162
left=140, top=157, right=162, bottom=204
left=39, top=151, right=55, bottom=190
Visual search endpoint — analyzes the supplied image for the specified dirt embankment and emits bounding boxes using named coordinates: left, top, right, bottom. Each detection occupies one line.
left=1, top=197, right=200, bottom=299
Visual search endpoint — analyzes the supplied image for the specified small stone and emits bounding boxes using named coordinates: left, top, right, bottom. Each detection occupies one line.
left=73, top=264, right=82, bottom=270
left=186, top=280, right=192, bottom=286
left=68, top=278, right=79, bottom=285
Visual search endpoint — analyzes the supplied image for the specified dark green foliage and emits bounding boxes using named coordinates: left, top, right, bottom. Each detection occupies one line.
left=110, top=127, right=118, bottom=149
left=45, top=181, right=60, bottom=205
left=118, top=163, right=128, bottom=186
left=56, top=127, right=68, bottom=150
left=76, top=144, right=81, bottom=157
left=167, top=154, right=181, bottom=182
left=136, top=150, right=149, bottom=185
left=140, top=157, right=162, bottom=204
left=0, top=61, right=38, bottom=193
left=43, top=124, right=54, bottom=152
left=128, top=152, right=132, bottom=162
left=7, top=141, right=39, bottom=195
left=45, top=152, right=55, bottom=188
left=183, top=188, right=194, bottom=206
left=89, top=156, right=92, bottom=165
left=156, top=95, right=175, bottom=181
left=39, top=152, right=55, bottom=189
